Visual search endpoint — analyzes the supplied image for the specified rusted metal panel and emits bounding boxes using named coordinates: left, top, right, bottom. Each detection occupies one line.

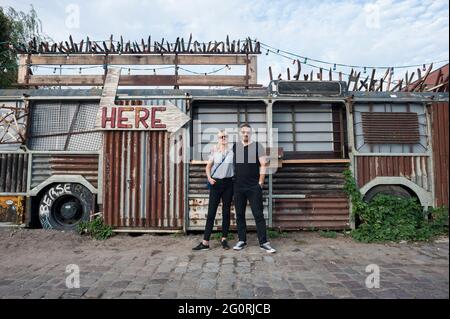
left=103, top=99, right=187, bottom=229
left=0, top=153, right=28, bottom=193
left=272, top=163, right=347, bottom=196
left=273, top=197, right=349, bottom=230
left=431, top=102, right=449, bottom=206
left=356, top=155, right=430, bottom=190
left=31, top=154, right=98, bottom=189
left=271, top=162, right=349, bottom=230
left=361, top=112, right=420, bottom=144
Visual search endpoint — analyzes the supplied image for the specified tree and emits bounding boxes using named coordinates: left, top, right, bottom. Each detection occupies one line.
left=0, top=5, right=51, bottom=88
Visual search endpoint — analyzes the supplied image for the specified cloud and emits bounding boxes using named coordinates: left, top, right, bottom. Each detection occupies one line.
left=1, top=0, right=448, bottom=85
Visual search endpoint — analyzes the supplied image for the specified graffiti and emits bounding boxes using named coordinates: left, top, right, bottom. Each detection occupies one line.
left=39, top=183, right=72, bottom=219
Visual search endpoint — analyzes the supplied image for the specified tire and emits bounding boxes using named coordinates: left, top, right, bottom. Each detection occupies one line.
left=364, top=185, right=412, bottom=202
left=38, top=183, right=93, bottom=231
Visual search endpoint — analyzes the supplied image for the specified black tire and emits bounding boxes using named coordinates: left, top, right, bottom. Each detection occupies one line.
left=38, top=183, right=93, bottom=231
left=364, top=185, right=412, bottom=202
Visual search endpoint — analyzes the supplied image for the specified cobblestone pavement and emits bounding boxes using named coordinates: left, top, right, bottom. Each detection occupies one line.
left=0, top=228, right=448, bottom=299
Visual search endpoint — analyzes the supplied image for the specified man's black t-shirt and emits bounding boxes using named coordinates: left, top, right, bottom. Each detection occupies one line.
left=233, top=141, right=265, bottom=188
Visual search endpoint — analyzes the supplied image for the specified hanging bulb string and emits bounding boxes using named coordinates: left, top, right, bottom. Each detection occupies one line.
left=264, top=47, right=405, bottom=85
left=259, top=41, right=449, bottom=70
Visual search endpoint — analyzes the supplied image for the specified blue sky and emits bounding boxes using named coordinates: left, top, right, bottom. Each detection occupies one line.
left=1, top=0, right=449, bottom=86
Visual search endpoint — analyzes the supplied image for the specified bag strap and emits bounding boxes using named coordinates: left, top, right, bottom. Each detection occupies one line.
left=210, top=151, right=228, bottom=178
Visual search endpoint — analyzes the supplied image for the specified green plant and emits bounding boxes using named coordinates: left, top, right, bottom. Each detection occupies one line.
left=319, top=230, right=338, bottom=239
left=343, top=168, right=448, bottom=243
left=77, top=216, right=114, bottom=240
left=212, top=232, right=235, bottom=241
left=268, top=229, right=288, bottom=239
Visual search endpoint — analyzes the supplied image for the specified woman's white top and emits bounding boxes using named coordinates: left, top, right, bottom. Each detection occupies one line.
left=208, top=147, right=234, bottom=179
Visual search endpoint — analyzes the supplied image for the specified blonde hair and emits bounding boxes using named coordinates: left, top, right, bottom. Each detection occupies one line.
left=216, top=129, right=228, bottom=149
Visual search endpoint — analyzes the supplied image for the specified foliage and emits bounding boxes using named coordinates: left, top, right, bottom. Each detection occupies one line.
left=319, top=230, right=338, bottom=239
left=212, top=232, right=235, bottom=241
left=268, top=228, right=288, bottom=239
left=77, top=216, right=114, bottom=240
left=0, top=5, right=51, bottom=88
left=343, top=168, right=448, bottom=243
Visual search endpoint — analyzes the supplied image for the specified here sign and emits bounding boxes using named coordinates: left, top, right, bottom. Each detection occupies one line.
left=96, top=104, right=189, bottom=132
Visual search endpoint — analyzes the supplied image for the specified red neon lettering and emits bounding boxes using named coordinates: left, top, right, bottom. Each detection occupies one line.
left=151, top=107, right=166, bottom=129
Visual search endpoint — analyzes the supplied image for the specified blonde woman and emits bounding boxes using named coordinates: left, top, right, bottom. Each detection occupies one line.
left=193, top=130, right=234, bottom=250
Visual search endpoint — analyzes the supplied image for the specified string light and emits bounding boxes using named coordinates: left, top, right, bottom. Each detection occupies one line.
left=363, top=66, right=367, bottom=74
left=333, top=64, right=336, bottom=71
left=259, top=41, right=449, bottom=71
left=128, top=68, right=131, bottom=75
left=422, top=64, right=426, bottom=72
left=79, top=67, right=82, bottom=74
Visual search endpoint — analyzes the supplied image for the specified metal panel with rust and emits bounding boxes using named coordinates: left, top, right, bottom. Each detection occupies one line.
left=273, top=163, right=347, bottom=196
left=31, top=154, right=99, bottom=189
left=103, top=99, right=187, bottom=229
left=273, top=197, right=349, bottom=230
left=0, top=153, right=28, bottom=193
left=430, top=102, right=449, bottom=206
left=361, top=112, right=420, bottom=144
left=272, top=162, right=349, bottom=230
left=356, top=155, right=430, bottom=190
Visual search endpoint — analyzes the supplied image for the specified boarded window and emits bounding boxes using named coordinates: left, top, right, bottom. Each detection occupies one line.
left=353, top=103, right=427, bottom=153
left=361, top=112, right=420, bottom=144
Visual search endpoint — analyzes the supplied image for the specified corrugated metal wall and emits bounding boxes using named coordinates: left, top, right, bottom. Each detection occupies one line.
left=0, top=153, right=28, bottom=193
left=272, top=163, right=349, bottom=230
left=431, top=102, right=449, bottom=207
left=31, top=154, right=99, bottom=189
left=356, top=155, right=431, bottom=191
left=103, top=100, right=186, bottom=229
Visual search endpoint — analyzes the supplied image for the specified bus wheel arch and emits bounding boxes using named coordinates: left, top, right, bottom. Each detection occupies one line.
left=359, top=177, right=433, bottom=207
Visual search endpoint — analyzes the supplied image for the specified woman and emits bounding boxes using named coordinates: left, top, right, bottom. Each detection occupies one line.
left=193, top=130, right=234, bottom=250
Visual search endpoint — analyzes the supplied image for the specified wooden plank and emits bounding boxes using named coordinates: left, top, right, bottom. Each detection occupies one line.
left=190, top=159, right=351, bottom=165
left=26, top=54, right=254, bottom=65
left=22, top=74, right=256, bottom=87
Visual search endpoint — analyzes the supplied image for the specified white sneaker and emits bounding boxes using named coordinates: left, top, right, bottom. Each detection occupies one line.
left=260, top=242, right=276, bottom=253
left=233, top=241, right=247, bottom=250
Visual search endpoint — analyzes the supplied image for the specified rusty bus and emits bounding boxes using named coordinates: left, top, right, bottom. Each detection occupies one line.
left=0, top=79, right=448, bottom=232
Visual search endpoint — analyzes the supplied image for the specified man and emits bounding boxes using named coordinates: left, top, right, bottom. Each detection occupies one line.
left=232, top=123, right=276, bottom=253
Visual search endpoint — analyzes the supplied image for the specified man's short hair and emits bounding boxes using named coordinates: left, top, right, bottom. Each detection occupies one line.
left=239, top=123, right=252, bottom=129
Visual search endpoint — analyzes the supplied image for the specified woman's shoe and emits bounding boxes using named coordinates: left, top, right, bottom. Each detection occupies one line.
left=192, top=242, right=210, bottom=251
left=221, top=239, right=230, bottom=250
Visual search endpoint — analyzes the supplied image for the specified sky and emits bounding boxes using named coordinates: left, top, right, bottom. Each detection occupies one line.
left=1, top=0, right=449, bottom=86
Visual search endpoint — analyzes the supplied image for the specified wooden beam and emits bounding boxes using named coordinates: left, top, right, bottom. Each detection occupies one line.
left=25, top=54, right=255, bottom=66
left=248, top=55, right=257, bottom=85
left=20, top=74, right=260, bottom=87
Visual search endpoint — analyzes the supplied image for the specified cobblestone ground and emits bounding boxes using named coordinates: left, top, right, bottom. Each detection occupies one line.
left=0, top=228, right=448, bottom=299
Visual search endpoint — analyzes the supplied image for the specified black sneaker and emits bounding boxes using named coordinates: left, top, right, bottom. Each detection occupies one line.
left=192, top=242, right=210, bottom=251
left=221, top=239, right=230, bottom=250
left=233, top=241, right=247, bottom=250
left=260, top=242, right=277, bottom=253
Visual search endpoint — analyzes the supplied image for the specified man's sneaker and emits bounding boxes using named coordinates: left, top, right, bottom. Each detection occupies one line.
left=221, top=239, right=230, bottom=250
left=260, top=242, right=276, bottom=253
left=192, top=242, right=210, bottom=251
left=233, top=241, right=247, bottom=250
